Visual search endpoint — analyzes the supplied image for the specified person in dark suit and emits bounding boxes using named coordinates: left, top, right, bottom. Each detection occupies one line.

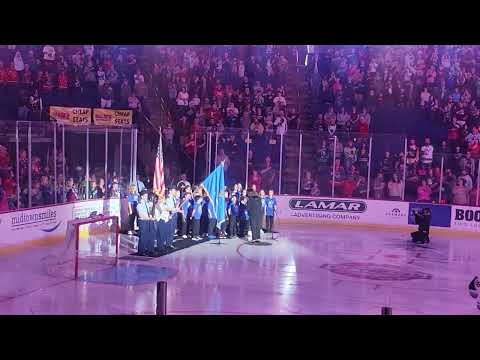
left=247, top=189, right=263, bottom=243
left=411, top=208, right=431, bottom=244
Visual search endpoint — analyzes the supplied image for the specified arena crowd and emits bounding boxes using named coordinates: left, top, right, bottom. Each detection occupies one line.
left=1, top=45, right=480, bottom=213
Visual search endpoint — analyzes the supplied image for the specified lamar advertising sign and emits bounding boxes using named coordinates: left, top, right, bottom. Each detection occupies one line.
left=277, top=196, right=409, bottom=226
left=50, top=106, right=91, bottom=126
left=289, top=198, right=367, bottom=213
left=451, top=205, right=480, bottom=232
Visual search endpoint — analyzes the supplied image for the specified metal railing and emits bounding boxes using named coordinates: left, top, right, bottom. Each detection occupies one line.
left=3, top=119, right=479, bottom=213
left=0, top=120, right=137, bottom=212
left=172, top=128, right=480, bottom=207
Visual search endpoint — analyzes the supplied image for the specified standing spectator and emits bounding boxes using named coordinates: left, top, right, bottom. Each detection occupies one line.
left=357, top=147, right=369, bottom=177
left=120, top=78, right=132, bottom=105
left=343, top=139, right=357, bottom=172
left=273, top=91, right=286, bottom=108
left=39, top=175, right=54, bottom=205
left=162, top=123, right=175, bottom=147
left=260, top=156, right=276, bottom=191
left=420, top=137, right=434, bottom=168
left=459, top=151, right=475, bottom=175
left=216, top=148, right=230, bottom=172
left=248, top=169, right=262, bottom=191
left=469, top=185, right=480, bottom=206
left=336, top=107, right=350, bottom=132
left=406, top=139, right=420, bottom=168
left=420, top=87, right=430, bottom=107
left=451, top=179, right=469, bottom=205
left=84, top=45, right=95, bottom=58
left=97, top=66, right=106, bottom=87
left=466, top=126, right=480, bottom=159
left=286, top=107, right=300, bottom=130
left=357, top=112, right=369, bottom=137
left=128, top=92, right=141, bottom=123
left=274, top=112, right=287, bottom=136
left=301, top=170, right=315, bottom=195
left=250, top=117, right=264, bottom=136
left=310, top=182, right=321, bottom=196
left=108, top=181, right=120, bottom=199
left=372, top=172, right=385, bottom=200
left=57, top=69, right=69, bottom=104
left=417, top=179, right=432, bottom=203
left=93, top=178, right=106, bottom=199
left=13, top=51, right=24, bottom=77
left=380, top=151, right=395, bottom=180
left=176, top=86, right=189, bottom=115
left=387, top=173, right=404, bottom=201
left=459, top=169, right=474, bottom=192
left=43, top=45, right=56, bottom=63
left=134, top=69, right=148, bottom=100
left=100, top=81, right=113, bottom=108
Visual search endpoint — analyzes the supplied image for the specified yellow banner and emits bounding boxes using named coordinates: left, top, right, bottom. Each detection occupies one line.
left=93, top=109, right=132, bottom=127
left=50, top=106, right=92, bottom=126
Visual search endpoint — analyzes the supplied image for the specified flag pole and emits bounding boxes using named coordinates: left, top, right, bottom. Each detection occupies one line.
left=203, top=161, right=226, bottom=246
left=216, top=160, right=226, bottom=245
left=153, top=126, right=165, bottom=199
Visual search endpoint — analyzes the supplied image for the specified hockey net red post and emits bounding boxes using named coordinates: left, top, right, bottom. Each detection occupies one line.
left=69, top=215, right=120, bottom=280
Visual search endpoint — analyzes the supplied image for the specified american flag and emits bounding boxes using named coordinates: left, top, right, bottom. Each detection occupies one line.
left=153, top=128, right=165, bottom=199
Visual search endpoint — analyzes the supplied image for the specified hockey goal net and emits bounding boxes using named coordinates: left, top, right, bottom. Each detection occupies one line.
left=42, top=215, right=120, bottom=280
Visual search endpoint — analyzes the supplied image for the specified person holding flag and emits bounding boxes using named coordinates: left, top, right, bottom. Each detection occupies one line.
left=206, top=197, right=217, bottom=239
left=198, top=161, right=226, bottom=240
left=153, top=128, right=166, bottom=202
left=137, top=190, right=155, bottom=256
left=152, top=127, right=179, bottom=250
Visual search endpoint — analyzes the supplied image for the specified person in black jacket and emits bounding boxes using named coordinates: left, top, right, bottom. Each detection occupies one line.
left=411, top=208, right=431, bottom=244
left=247, top=189, right=263, bottom=243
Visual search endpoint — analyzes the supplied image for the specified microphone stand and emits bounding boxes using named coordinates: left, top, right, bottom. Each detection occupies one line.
left=210, top=220, right=227, bottom=245
left=271, top=209, right=279, bottom=242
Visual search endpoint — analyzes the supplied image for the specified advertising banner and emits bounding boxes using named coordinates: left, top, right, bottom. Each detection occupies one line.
left=93, top=109, right=132, bottom=127
left=0, top=206, right=68, bottom=248
left=276, top=196, right=409, bottom=226
left=50, top=106, right=91, bottom=126
left=408, top=203, right=451, bottom=228
left=451, top=205, right=480, bottom=232
left=0, top=199, right=121, bottom=250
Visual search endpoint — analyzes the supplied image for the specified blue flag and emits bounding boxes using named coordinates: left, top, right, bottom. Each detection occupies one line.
left=200, top=163, right=226, bottom=229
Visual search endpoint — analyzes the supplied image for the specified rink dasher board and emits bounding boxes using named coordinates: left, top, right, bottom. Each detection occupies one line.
left=275, top=196, right=480, bottom=234
left=0, top=199, right=127, bottom=252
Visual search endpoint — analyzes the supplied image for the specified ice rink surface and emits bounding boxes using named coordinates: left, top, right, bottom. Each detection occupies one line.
left=0, top=224, right=478, bottom=315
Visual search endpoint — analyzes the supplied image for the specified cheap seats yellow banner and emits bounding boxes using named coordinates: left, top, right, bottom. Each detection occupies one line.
left=93, top=109, right=132, bottom=127
left=50, top=106, right=92, bottom=126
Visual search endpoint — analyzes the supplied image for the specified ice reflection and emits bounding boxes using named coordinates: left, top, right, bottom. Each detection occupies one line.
left=277, top=256, right=297, bottom=313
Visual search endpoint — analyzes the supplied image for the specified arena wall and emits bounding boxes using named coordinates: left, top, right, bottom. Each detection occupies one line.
left=1, top=196, right=478, bottom=255
left=276, top=196, right=480, bottom=234
left=0, top=199, right=123, bottom=254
